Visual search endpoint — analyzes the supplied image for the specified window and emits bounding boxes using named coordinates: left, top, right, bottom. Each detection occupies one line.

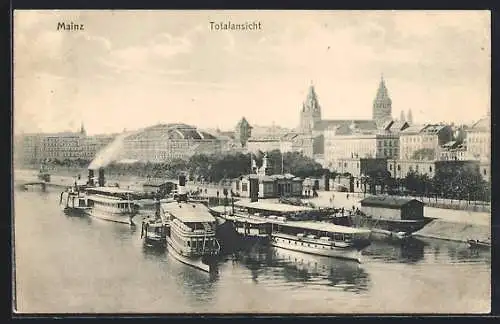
left=390, top=164, right=393, bottom=170
left=397, top=165, right=401, bottom=171
left=241, top=183, right=248, bottom=192
left=483, top=169, right=487, bottom=176
left=429, top=166, right=432, bottom=172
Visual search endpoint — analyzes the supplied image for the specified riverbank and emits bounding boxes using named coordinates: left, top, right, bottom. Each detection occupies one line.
left=304, top=191, right=491, bottom=244
left=412, top=219, right=491, bottom=245
left=14, top=168, right=491, bottom=244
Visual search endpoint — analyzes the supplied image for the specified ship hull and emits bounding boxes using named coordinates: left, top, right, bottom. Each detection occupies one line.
left=166, top=237, right=216, bottom=273
left=371, top=217, right=430, bottom=232
left=270, top=235, right=364, bottom=263
left=85, top=209, right=138, bottom=225
left=63, top=207, right=91, bottom=217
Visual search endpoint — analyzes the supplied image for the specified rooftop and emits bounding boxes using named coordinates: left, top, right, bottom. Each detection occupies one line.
left=421, top=124, right=449, bottom=134
left=275, top=220, right=372, bottom=235
left=320, top=119, right=378, bottom=132
left=400, top=124, right=427, bottom=135
left=360, top=196, right=423, bottom=208
left=469, top=117, right=490, bottom=132
left=86, top=186, right=136, bottom=194
left=161, top=202, right=216, bottom=223
left=126, top=123, right=217, bottom=141
left=234, top=200, right=313, bottom=213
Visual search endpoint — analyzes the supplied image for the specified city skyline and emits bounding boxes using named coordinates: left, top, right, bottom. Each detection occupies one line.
left=14, top=10, right=490, bottom=135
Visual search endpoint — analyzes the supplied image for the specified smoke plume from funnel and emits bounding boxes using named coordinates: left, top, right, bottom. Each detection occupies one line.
left=88, top=132, right=131, bottom=170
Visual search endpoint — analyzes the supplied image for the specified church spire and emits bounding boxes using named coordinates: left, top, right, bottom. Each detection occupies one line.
left=400, top=110, right=405, bottom=122
left=372, top=74, right=393, bottom=128
left=304, top=82, right=320, bottom=112
left=80, top=122, right=86, bottom=135
left=299, top=81, right=322, bottom=134
left=407, top=109, right=413, bottom=124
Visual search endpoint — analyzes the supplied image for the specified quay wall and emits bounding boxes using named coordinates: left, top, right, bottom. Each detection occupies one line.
left=412, top=219, right=490, bottom=244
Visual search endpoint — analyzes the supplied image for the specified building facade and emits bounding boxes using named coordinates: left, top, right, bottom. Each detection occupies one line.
left=439, top=142, right=467, bottom=161
left=231, top=154, right=304, bottom=198
left=324, top=128, right=400, bottom=170
left=465, top=117, right=490, bottom=161
left=399, top=124, right=453, bottom=160
left=119, top=123, right=222, bottom=162
left=387, top=159, right=480, bottom=180
left=246, top=132, right=314, bottom=158
left=13, top=125, right=116, bottom=166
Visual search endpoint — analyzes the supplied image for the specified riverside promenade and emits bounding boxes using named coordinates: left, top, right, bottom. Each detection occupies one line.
left=14, top=169, right=490, bottom=243
left=302, top=191, right=490, bottom=244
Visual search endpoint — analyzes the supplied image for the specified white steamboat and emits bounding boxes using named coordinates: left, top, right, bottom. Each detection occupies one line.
left=161, top=175, right=220, bottom=273
left=83, top=169, right=139, bottom=225
left=269, top=219, right=371, bottom=263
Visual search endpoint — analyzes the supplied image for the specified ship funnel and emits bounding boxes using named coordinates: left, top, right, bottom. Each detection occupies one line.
left=88, top=169, right=94, bottom=186
left=98, top=168, right=105, bottom=187
left=176, top=173, right=188, bottom=202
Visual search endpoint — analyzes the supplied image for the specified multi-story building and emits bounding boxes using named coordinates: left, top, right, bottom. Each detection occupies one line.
left=399, top=124, right=453, bottom=160
left=119, top=123, right=222, bottom=162
left=281, top=132, right=314, bottom=158
left=323, top=121, right=404, bottom=170
left=439, top=142, right=467, bottom=161
left=387, top=159, right=480, bottom=180
left=13, top=124, right=117, bottom=166
left=333, top=157, right=388, bottom=193
left=246, top=137, right=282, bottom=154
left=81, top=134, right=117, bottom=160
left=246, top=132, right=314, bottom=158
left=465, top=117, right=490, bottom=161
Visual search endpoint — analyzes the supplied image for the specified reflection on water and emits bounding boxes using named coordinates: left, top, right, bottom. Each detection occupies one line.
left=14, top=190, right=491, bottom=314
left=237, top=247, right=370, bottom=293
left=417, top=237, right=491, bottom=264
left=362, top=238, right=425, bottom=264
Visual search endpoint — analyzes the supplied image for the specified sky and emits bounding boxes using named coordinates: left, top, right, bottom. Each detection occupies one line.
left=13, top=10, right=490, bottom=135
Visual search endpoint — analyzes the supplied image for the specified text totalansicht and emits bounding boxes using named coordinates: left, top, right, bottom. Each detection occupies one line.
left=209, top=21, right=262, bottom=31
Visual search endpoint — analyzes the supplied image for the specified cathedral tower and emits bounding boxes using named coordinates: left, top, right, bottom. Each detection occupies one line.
left=299, top=82, right=322, bottom=134
left=407, top=109, right=413, bottom=124
left=372, top=75, right=393, bottom=127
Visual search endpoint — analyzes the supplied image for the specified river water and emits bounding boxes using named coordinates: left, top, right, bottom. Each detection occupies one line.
left=13, top=189, right=491, bottom=314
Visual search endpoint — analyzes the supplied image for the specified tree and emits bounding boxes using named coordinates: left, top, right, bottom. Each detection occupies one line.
left=411, top=148, right=436, bottom=160
left=433, top=163, right=489, bottom=201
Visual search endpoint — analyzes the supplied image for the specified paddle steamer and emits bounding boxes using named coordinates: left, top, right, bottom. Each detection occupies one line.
left=161, top=175, right=221, bottom=273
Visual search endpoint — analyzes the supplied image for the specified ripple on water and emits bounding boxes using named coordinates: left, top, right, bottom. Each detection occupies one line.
left=13, top=190, right=491, bottom=314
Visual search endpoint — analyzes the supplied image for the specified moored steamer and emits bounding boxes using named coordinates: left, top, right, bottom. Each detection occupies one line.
left=84, top=187, right=140, bottom=225
left=82, top=168, right=140, bottom=225
left=161, top=174, right=221, bottom=273
left=162, top=201, right=221, bottom=273
left=141, top=200, right=170, bottom=248
left=269, top=219, right=371, bottom=263
left=59, top=188, right=91, bottom=216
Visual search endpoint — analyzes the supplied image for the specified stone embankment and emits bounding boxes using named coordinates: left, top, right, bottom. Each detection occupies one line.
left=14, top=169, right=491, bottom=245
left=305, top=191, right=491, bottom=245
left=412, top=220, right=490, bottom=245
